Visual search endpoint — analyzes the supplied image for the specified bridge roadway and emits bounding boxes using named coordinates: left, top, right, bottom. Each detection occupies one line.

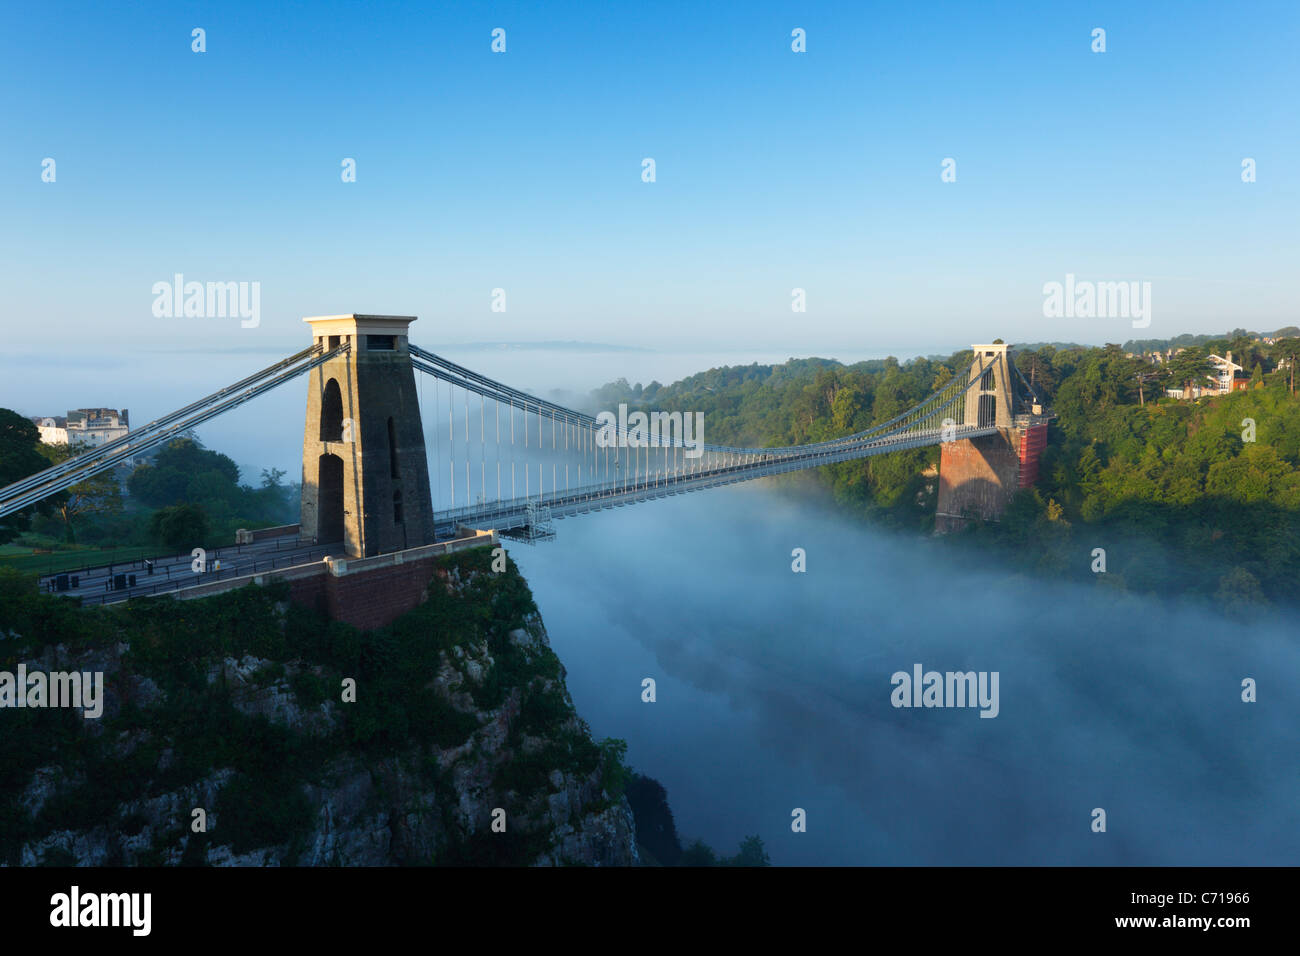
left=433, top=421, right=1001, bottom=538
left=40, top=534, right=339, bottom=607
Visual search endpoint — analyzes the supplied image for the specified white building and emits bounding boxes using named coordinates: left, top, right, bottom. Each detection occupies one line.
left=32, top=408, right=131, bottom=448
left=1206, top=353, right=1244, bottom=394
left=1164, top=383, right=1218, bottom=400
left=1166, top=352, right=1250, bottom=399
left=35, top=416, right=69, bottom=444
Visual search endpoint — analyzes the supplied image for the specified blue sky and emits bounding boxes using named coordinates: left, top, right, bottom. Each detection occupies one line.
left=2, top=0, right=1297, bottom=357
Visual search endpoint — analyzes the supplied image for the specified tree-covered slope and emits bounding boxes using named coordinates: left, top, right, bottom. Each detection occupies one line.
left=594, top=337, right=1300, bottom=608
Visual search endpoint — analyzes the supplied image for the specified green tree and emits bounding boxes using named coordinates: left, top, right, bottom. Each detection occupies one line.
left=1205, top=445, right=1291, bottom=504
left=0, top=409, right=52, bottom=544
left=1214, top=567, right=1269, bottom=617
left=1164, top=347, right=1214, bottom=396
left=830, top=384, right=865, bottom=432
left=1270, top=337, right=1300, bottom=394
left=148, top=504, right=209, bottom=552
left=129, top=438, right=239, bottom=508
left=1052, top=346, right=1143, bottom=437
left=678, top=839, right=718, bottom=867
left=37, top=443, right=123, bottom=543
left=725, top=834, right=772, bottom=867
left=598, top=738, right=631, bottom=800
left=624, top=773, right=682, bottom=865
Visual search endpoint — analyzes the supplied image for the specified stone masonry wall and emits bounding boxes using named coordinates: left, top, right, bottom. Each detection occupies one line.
left=935, top=427, right=1023, bottom=533
left=288, top=554, right=446, bottom=632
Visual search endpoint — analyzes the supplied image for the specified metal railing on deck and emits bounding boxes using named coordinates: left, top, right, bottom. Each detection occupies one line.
left=36, top=532, right=317, bottom=585
left=70, top=544, right=336, bottom=606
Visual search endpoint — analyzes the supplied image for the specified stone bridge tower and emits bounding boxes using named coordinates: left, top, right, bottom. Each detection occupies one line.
left=935, top=343, right=1050, bottom=532
left=962, top=343, right=1014, bottom=430
left=299, top=314, right=436, bottom=557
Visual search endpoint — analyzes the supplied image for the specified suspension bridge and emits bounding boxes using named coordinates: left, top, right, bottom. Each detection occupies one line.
left=0, top=315, right=1049, bottom=615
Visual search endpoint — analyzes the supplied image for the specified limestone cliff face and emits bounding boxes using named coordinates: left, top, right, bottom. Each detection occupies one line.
left=0, top=550, right=638, bottom=867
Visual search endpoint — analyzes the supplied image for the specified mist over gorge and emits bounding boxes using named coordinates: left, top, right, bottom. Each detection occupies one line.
left=508, top=483, right=1300, bottom=866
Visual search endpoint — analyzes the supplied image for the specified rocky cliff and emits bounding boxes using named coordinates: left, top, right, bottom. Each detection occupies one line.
left=0, top=548, right=638, bottom=866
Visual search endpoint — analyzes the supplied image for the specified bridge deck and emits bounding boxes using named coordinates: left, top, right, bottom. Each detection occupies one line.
left=40, top=534, right=340, bottom=607
left=433, top=422, right=1001, bottom=536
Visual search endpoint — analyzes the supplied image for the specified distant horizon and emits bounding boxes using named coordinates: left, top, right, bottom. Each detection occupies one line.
left=8, top=322, right=1294, bottom=366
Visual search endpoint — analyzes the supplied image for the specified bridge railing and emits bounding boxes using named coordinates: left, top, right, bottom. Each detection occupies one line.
left=70, top=544, right=336, bottom=607
left=35, top=529, right=312, bottom=585
left=429, top=418, right=1000, bottom=533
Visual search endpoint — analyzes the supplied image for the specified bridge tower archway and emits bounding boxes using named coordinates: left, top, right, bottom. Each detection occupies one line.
left=320, top=379, right=344, bottom=442
left=317, top=453, right=345, bottom=545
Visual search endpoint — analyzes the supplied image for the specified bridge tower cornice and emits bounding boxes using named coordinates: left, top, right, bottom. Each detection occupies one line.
left=303, top=313, right=418, bottom=340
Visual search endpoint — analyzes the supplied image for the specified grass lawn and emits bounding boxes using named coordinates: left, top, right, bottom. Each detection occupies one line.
left=0, top=544, right=155, bottom=576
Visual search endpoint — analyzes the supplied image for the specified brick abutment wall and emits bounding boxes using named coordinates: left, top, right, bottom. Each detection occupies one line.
left=179, top=533, right=496, bottom=630
left=288, top=552, right=446, bottom=631
left=935, top=426, right=1046, bottom=533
